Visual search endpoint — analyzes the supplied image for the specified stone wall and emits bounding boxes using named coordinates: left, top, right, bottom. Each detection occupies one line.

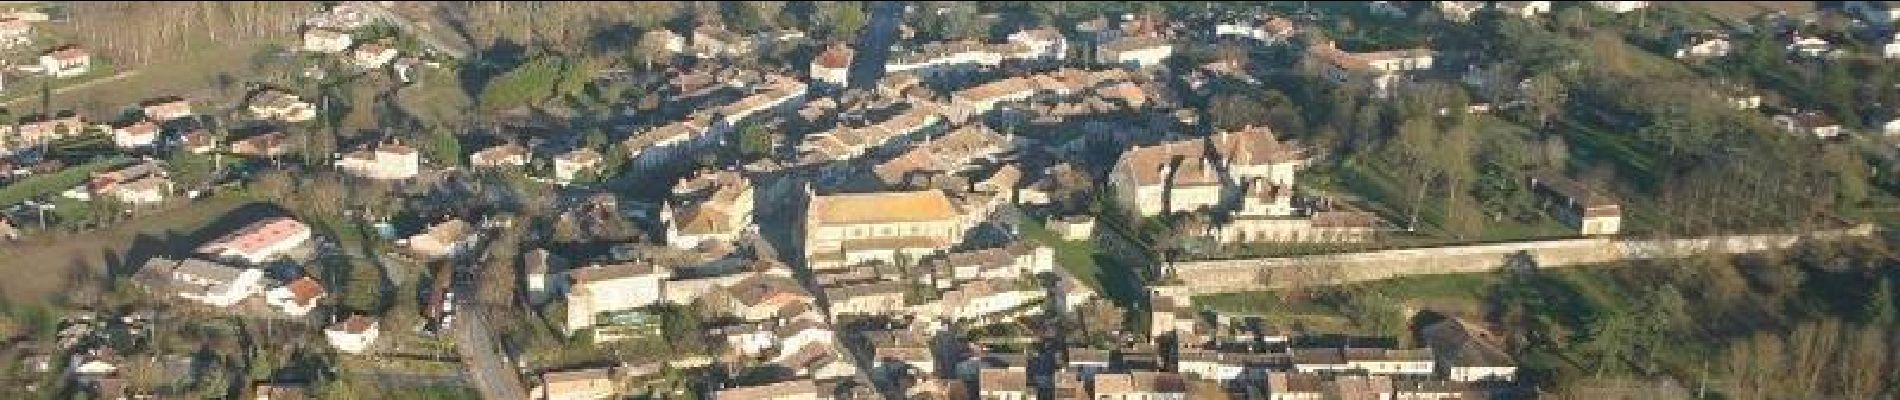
left=1151, top=224, right=1877, bottom=302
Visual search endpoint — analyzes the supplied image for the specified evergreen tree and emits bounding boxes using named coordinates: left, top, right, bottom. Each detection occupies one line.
left=1866, top=278, right=1896, bottom=327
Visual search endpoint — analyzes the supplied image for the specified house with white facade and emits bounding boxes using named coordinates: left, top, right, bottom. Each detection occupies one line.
left=1589, top=1, right=1649, bottom=13
left=1676, top=33, right=1732, bottom=59
left=264, top=277, right=326, bottom=317
left=350, top=42, right=398, bottom=69
left=337, top=142, right=421, bottom=180
left=111, top=120, right=160, bottom=149
left=406, top=218, right=477, bottom=259
left=1008, top=27, right=1068, bottom=61
left=1774, top=111, right=1844, bottom=138
left=1531, top=175, right=1623, bottom=236
left=1306, top=40, right=1434, bottom=98
left=469, top=143, right=530, bottom=167
left=248, top=90, right=318, bottom=122
left=1494, top=1, right=1551, bottom=18
left=1422, top=318, right=1518, bottom=382
left=324, top=315, right=380, bottom=354
left=553, top=148, right=604, bottom=183
left=39, top=45, right=90, bottom=78
left=663, top=169, right=754, bottom=249
left=1097, top=36, right=1173, bottom=68
left=810, top=44, right=853, bottom=87
left=137, top=257, right=265, bottom=308
left=87, top=161, right=174, bottom=206
left=563, top=261, right=668, bottom=335
left=302, top=28, right=353, bottom=53
left=804, top=189, right=972, bottom=270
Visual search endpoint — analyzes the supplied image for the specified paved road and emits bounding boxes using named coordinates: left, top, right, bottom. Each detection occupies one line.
left=453, top=310, right=527, bottom=400
left=451, top=230, right=530, bottom=400
left=846, top=1, right=904, bottom=90
left=361, top=3, right=471, bottom=59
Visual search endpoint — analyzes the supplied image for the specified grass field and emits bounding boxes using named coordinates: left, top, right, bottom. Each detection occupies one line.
left=0, top=193, right=271, bottom=302
left=1019, top=217, right=1147, bottom=308
left=1663, top=1, right=1814, bottom=23
left=1191, top=265, right=1620, bottom=337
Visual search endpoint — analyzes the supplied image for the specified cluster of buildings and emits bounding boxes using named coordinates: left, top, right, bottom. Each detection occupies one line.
left=844, top=310, right=1522, bottom=399
left=1109, top=125, right=1386, bottom=244
left=300, top=2, right=420, bottom=76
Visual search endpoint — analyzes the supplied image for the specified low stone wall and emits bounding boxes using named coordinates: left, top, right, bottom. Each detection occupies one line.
left=1152, top=224, right=1877, bottom=302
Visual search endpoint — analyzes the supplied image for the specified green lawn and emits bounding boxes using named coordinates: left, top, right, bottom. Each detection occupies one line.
left=1019, top=217, right=1147, bottom=309
left=0, top=156, right=127, bottom=206
left=1190, top=267, right=1609, bottom=336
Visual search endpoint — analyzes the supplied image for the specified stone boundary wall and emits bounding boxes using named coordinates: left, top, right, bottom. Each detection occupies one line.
left=1152, top=224, right=1877, bottom=302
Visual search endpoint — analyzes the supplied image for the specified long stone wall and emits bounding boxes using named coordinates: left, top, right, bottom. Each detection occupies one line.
left=1151, top=224, right=1877, bottom=302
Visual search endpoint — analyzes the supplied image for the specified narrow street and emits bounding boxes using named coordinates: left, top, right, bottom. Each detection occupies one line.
left=361, top=3, right=471, bottom=59
left=450, top=227, right=530, bottom=400
left=846, top=1, right=904, bottom=90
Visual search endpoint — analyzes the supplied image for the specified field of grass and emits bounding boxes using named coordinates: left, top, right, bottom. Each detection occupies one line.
left=1019, top=217, right=1147, bottom=309
left=1663, top=1, right=1814, bottom=23
left=0, top=193, right=260, bottom=302
left=1193, top=272, right=1501, bottom=334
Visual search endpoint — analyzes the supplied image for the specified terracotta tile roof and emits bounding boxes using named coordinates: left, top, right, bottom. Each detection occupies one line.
left=1422, top=318, right=1514, bottom=367
left=285, top=277, right=326, bottom=307
left=332, top=315, right=376, bottom=334
left=809, top=190, right=961, bottom=226
left=713, top=380, right=819, bottom=399
left=1100, top=36, right=1171, bottom=54
left=568, top=261, right=662, bottom=283
left=1267, top=371, right=1325, bottom=393
left=980, top=369, right=1029, bottom=393
left=1309, top=41, right=1433, bottom=72
left=197, top=217, right=310, bottom=257
left=1531, top=174, right=1620, bottom=211
left=470, top=143, right=528, bottom=165
left=45, top=45, right=87, bottom=62
left=814, top=44, right=853, bottom=69
left=557, top=148, right=603, bottom=165
left=231, top=132, right=289, bottom=156
left=1114, top=139, right=1218, bottom=187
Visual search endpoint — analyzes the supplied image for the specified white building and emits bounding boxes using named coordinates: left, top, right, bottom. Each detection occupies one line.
left=1008, top=28, right=1068, bottom=61
left=553, top=148, right=604, bottom=183
left=337, top=143, right=421, bottom=180
left=111, top=120, right=160, bottom=149
left=248, top=90, right=318, bottom=122
left=302, top=28, right=353, bottom=53
left=264, top=277, right=326, bottom=317
left=810, top=44, right=853, bottom=87
left=143, top=258, right=265, bottom=308
left=39, top=46, right=90, bottom=78
left=563, top=262, right=667, bottom=335
left=1494, top=1, right=1552, bottom=18
left=1097, top=36, right=1173, bottom=68
left=1423, top=318, right=1518, bottom=382
left=350, top=43, right=398, bottom=69
left=1590, top=1, right=1649, bottom=13
left=1676, top=36, right=1732, bottom=59
left=324, top=315, right=380, bottom=354
left=196, top=217, right=312, bottom=265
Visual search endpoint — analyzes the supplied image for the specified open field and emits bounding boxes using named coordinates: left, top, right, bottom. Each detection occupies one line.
left=1663, top=1, right=1815, bottom=22
left=1019, top=217, right=1146, bottom=308
left=0, top=194, right=286, bottom=302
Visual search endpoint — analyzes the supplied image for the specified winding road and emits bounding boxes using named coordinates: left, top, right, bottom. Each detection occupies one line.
left=360, top=3, right=471, bottom=60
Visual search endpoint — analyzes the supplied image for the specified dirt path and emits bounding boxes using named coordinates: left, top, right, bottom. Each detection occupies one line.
left=0, top=69, right=142, bottom=108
